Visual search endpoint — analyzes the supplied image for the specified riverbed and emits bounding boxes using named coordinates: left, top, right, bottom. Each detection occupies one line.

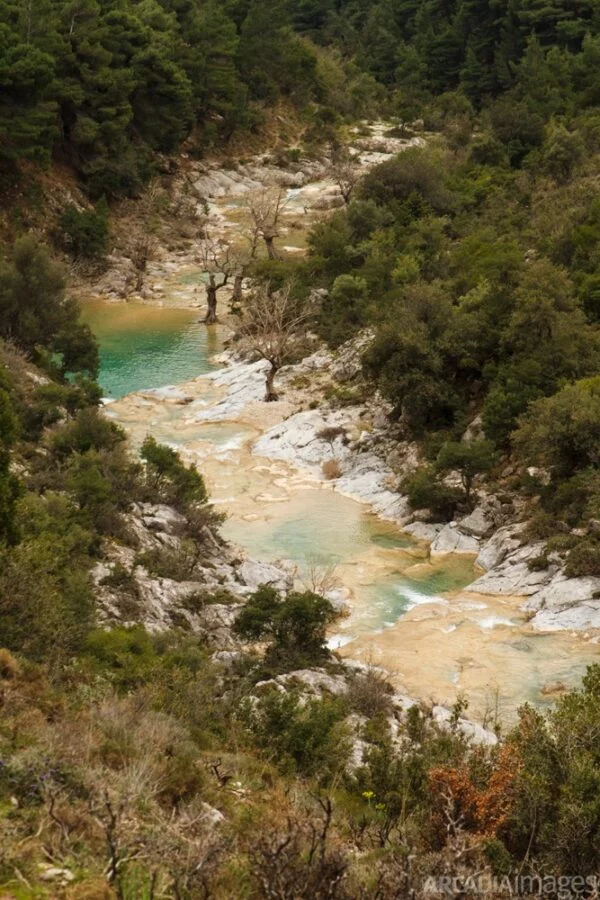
left=82, top=126, right=600, bottom=723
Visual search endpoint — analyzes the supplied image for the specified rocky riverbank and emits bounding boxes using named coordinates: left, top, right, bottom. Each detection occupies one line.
left=87, top=118, right=600, bottom=723
left=82, top=121, right=425, bottom=306
left=102, top=332, right=600, bottom=723
left=184, top=344, right=600, bottom=635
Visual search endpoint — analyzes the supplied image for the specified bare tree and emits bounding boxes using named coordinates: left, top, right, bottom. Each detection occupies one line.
left=127, top=178, right=164, bottom=294
left=238, top=281, right=315, bottom=401
left=130, top=234, right=156, bottom=293
left=197, top=232, right=239, bottom=324
left=304, top=557, right=340, bottom=597
left=245, top=187, right=288, bottom=261
left=330, top=147, right=361, bottom=206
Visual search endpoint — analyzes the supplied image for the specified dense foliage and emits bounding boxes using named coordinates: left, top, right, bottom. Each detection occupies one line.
left=3, top=1, right=600, bottom=895
left=0, top=0, right=381, bottom=198
left=281, top=16, right=600, bottom=569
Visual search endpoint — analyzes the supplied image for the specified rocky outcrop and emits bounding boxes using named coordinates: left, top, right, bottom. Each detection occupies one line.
left=467, top=542, right=551, bottom=596
left=474, top=525, right=524, bottom=572
left=430, top=523, right=481, bottom=557
left=459, top=506, right=495, bottom=538
left=402, top=522, right=444, bottom=542
left=465, top=526, right=600, bottom=631
left=94, top=500, right=294, bottom=637
left=250, top=663, right=498, bottom=766
left=253, top=407, right=412, bottom=525
left=431, top=706, right=498, bottom=747
left=523, top=576, right=600, bottom=631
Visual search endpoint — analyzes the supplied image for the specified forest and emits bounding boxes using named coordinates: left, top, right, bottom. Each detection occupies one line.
left=2, top=0, right=600, bottom=896
left=2, top=0, right=599, bottom=194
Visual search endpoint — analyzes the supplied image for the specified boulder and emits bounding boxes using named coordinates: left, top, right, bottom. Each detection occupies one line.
left=430, top=523, right=480, bottom=557
left=461, top=414, right=485, bottom=444
left=402, top=522, right=444, bottom=542
left=139, top=503, right=186, bottom=535
left=467, top=542, right=551, bottom=596
left=523, top=575, right=600, bottom=614
left=238, top=558, right=293, bottom=593
left=475, top=525, right=523, bottom=572
left=531, top=601, right=600, bottom=631
left=458, top=506, right=494, bottom=538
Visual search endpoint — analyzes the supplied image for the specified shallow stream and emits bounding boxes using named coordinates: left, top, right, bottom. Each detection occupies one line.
left=82, top=129, right=600, bottom=721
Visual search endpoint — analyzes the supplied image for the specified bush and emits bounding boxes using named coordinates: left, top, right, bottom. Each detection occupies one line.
left=358, top=148, right=453, bottom=217
left=50, top=408, right=125, bottom=458
left=141, top=436, right=208, bottom=510
left=0, top=648, right=20, bottom=680
left=243, top=689, right=349, bottom=777
left=0, top=237, right=98, bottom=377
left=436, top=440, right=498, bottom=507
left=401, top=467, right=462, bottom=521
left=347, top=669, right=394, bottom=718
left=513, top=377, right=600, bottom=477
left=565, top=538, right=600, bottom=578
left=322, top=459, right=342, bottom=480
left=59, top=202, right=109, bottom=260
left=235, top=586, right=340, bottom=670
left=136, top=542, right=200, bottom=582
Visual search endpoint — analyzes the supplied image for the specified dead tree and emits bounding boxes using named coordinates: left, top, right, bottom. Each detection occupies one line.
left=127, top=178, right=163, bottom=294
left=197, top=232, right=239, bottom=324
left=131, top=233, right=156, bottom=293
left=238, top=281, right=315, bottom=401
left=246, top=187, right=287, bottom=261
left=330, top=147, right=361, bottom=206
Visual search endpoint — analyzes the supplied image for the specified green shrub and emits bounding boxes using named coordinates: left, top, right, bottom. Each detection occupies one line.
left=401, top=467, right=462, bottom=521
left=235, top=586, right=339, bottom=671
left=243, top=689, right=349, bottom=777
left=136, top=541, right=199, bottom=582
left=59, top=203, right=109, bottom=260
left=141, top=436, right=209, bottom=509
left=50, top=407, right=125, bottom=458
left=436, top=439, right=498, bottom=507
left=565, top=538, right=600, bottom=578
left=527, top=555, right=549, bottom=572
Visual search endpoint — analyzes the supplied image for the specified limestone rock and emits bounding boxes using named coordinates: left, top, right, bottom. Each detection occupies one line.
left=531, top=600, right=600, bottom=631
left=467, top=541, right=550, bottom=596
left=138, top=503, right=186, bottom=535
left=524, top=575, right=600, bottom=615
left=432, top=706, right=498, bottom=746
left=475, top=525, right=523, bottom=572
left=458, top=506, right=494, bottom=538
left=238, top=558, right=294, bottom=593
left=430, top=523, right=480, bottom=557
left=276, top=668, right=349, bottom=697
left=402, top=522, right=444, bottom=542
left=461, top=414, right=485, bottom=444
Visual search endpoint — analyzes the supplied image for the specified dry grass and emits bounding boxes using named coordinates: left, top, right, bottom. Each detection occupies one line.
left=322, top=459, right=342, bottom=480
left=0, top=647, right=20, bottom=680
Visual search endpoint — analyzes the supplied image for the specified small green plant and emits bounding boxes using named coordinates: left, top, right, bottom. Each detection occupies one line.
left=527, top=555, right=550, bottom=572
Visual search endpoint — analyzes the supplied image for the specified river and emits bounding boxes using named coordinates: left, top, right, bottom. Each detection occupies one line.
left=81, top=126, right=600, bottom=723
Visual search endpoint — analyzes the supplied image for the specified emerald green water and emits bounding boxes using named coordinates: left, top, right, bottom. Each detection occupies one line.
left=81, top=301, right=223, bottom=399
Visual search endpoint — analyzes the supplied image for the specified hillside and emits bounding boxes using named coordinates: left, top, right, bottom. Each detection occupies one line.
left=2, top=0, right=600, bottom=897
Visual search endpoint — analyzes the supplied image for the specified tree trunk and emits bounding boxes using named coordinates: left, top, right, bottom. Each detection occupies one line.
left=204, top=276, right=218, bottom=325
left=264, top=363, right=279, bottom=402
left=232, top=273, right=244, bottom=303
left=264, top=235, right=279, bottom=261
